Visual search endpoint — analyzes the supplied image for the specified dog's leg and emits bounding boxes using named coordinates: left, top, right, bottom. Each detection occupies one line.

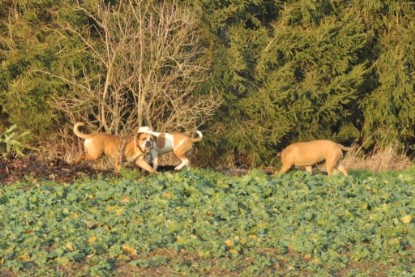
left=74, top=153, right=87, bottom=164
left=336, top=163, right=348, bottom=176
left=173, top=146, right=191, bottom=170
left=74, top=152, right=100, bottom=164
left=326, top=161, right=336, bottom=175
left=146, top=152, right=158, bottom=171
left=278, top=164, right=292, bottom=174
left=135, top=159, right=156, bottom=174
left=175, top=158, right=190, bottom=170
left=174, top=151, right=190, bottom=170
left=153, top=156, right=159, bottom=171
left=145, top=153, right=153, bottom=168
left=305, top=166, right=313, bottom=174
left=327, top=153, right=345, bottom=175
left=114, top=158, right=121, bottom=173
left=115, top=137, right=128, bottom=173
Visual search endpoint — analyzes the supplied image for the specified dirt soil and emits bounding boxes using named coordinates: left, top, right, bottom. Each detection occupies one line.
left=0, top=156, right=271, bottom=185
left=0, top=156, right=115, bottom=184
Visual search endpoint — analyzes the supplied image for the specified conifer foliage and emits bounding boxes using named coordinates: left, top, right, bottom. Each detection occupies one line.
left=195, top=0, right=415, bottom=166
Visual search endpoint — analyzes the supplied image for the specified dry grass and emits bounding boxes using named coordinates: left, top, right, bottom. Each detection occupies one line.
left=36, top=128, right=79, bottom=162
left=342, top=143, right=412, bottom=172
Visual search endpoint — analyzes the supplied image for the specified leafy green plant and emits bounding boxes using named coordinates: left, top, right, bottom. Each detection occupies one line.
left=0, top=124, right=34, bottom=158
left=0, top=169, right=414, bottom=275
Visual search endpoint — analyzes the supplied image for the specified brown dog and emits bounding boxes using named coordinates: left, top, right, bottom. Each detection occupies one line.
left=73, top=123, right=156, bottom=174
left=275, top=140, right=354, bottom=176
left=141, top=128, right=203, bottom=171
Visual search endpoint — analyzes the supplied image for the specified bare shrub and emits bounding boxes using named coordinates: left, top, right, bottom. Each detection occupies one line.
left=36, top=0, right=221, bottom=163
left=36, top=129, right=77, bottom=162
left=42, top=0, right=220, bottom=131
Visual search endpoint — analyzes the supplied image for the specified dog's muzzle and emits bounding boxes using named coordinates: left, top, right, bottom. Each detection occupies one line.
left=142, top=140, right=153, bottom=153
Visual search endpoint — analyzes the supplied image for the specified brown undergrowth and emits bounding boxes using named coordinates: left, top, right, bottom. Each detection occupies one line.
left=342, top=142, right=412, bottom=172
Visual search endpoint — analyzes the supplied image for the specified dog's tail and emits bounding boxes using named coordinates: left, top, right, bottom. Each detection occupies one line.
left=73, top=122, right=91, bottom=139
left=191, top=130, right=203, bottom=143
left=337, top=143, right=354, bottom=151
left=338, top=139, right=359, bottom=152
left=337, top=144, right=355, bottom=152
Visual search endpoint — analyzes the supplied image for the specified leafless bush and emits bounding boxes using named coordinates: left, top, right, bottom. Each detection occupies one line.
left=45, top=0, right=220, bottom=136
left=36, top=128, right=79, bottom=162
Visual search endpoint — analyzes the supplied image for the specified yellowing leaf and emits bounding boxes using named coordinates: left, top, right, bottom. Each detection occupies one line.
left=401, top=215, right=412, bottom=224
left=176, top=235, right=187, bottom=244
left=225, top=239, right=234, bottom=248
left=65, top=242, right=76, bottom=252
left=115, top=208, right=124, bottom=216
left=343, top=210, right=352, bottom=218
left=88, top=236, right=97, bottom=244
left=106, top=205, right=124, bottom=216
left=240, top=236, right=247, bottom=245
left=163, top=192, right=172, bottom=199
left=56, top=256, right=70, bottom=266
left=122, top=245, right=137, bottom=256
left=229, top=249, right=239, bottom=255
left=387, top=238, right=400, bottom=246
left=198, top=249, right=211, bottom=258
left=19, top=254, right=31, bottom=262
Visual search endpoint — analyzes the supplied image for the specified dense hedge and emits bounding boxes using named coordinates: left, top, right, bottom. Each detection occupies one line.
left=1, top=0, right=415, bottom=166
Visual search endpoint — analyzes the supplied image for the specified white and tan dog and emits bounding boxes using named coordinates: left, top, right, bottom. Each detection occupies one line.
left=73, top=123, right=156, bottom=174
left=275, top=140, right=354, bottom=176
left=141, top=127, right=203, bottom=171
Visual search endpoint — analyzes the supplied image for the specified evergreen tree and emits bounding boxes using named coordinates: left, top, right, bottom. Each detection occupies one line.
left=0, top=0, right=62, bottom=133
left=196, top=0, right=369, bottom=166
left=357, top=1, right=415, bottom=147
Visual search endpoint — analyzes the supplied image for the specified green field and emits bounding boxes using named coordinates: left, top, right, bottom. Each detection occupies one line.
left=1, top=169, right=414, bottom=276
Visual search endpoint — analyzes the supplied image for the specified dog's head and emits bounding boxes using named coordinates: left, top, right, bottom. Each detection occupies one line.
left=136, top=127, right=156, bottom=153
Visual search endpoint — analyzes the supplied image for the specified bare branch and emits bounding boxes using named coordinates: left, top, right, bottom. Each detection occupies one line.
left=46, top=0, right=219, bottom=136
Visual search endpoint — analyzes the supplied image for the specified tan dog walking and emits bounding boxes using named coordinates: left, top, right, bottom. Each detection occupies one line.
left=275, top=140, right=354, bottom=176
left=73, top=123, right=156, bottom=174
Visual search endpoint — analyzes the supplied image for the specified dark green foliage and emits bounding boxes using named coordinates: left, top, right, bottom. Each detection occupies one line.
left=195, top=0, right=415, bottom=166
left=360, top=2, right=415, bottom=146
left=0, top=0, right=86, bottom=133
